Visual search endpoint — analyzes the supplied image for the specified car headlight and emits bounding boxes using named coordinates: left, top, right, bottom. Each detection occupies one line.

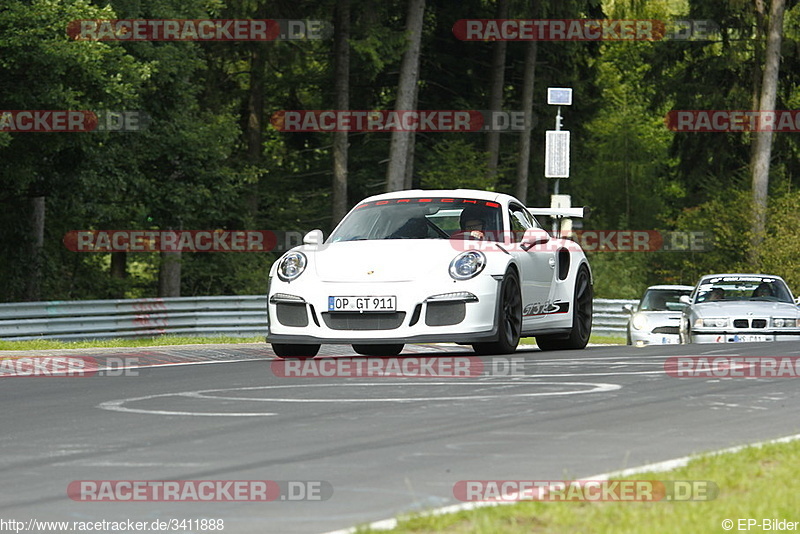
left=631, top=314, right=647, bottom=330
left=772, top=318, right=797, bottom=328
left=277, top=252, right=307, bottom=281
left=695, top=318, right=728, bottom=328
left=449, top=251, right=486, bottom=280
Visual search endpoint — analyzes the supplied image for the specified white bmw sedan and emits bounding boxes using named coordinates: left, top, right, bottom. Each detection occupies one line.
left=679, top=274, right=800, bottom=344
left=266, top=189, right=593, bottom=357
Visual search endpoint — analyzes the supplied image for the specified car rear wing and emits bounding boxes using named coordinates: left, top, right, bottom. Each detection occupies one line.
left=527, top=207, right=590, bottom=219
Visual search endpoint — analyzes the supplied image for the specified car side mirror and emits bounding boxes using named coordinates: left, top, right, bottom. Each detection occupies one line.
left=303, top=229, right=324, bottom=246
left=520, top=228, right=550, bottom=251
left=679, top=295, right=692, bottom=305
left=623, top=304, right=634, bottom=314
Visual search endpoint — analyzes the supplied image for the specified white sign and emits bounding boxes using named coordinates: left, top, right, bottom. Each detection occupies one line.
left=547, top=88, right=573, bottom=106
left=550, top=194, right=571, bottom=209
left=545, top=130, right=570, bottom=178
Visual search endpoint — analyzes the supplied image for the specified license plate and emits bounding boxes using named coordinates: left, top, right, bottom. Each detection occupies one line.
left=328, top=296, right=396, bottom=312
left=661, top=337, right=680, bottom=344
left=731, top=335, right=769, bottom=342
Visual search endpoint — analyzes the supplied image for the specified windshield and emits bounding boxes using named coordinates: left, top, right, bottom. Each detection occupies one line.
left=695, top=276, right=794, bottom=304
left=328, top=197, right=503, bottom=243
left=639, top=288, right=692, bottom=311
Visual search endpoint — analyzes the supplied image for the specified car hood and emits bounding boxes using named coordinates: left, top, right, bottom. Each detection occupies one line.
left=309, top=240, right=467, bottom=282
left=692, top=301, right=800, bottom=317
left=638, top=310, right=682, bottom=317
left=636, top=310, right=682, bottom=321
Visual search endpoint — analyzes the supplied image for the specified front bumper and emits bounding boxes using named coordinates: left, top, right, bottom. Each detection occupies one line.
left=267, top=275, right=502, bottom=345
left=690, top=331, right=800, bottom=343
left=630, top=331, right=681, bottom=346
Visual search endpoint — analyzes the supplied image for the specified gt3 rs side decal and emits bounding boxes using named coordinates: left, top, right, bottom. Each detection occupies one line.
left=523, top=301, right=569, bottom=317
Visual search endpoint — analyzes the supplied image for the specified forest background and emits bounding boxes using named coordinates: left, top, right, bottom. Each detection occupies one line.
left=2, top=0, right=799, bottom=302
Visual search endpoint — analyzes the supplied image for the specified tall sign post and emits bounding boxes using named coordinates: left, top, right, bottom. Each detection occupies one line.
left=545, top=87, right=572, bottom=235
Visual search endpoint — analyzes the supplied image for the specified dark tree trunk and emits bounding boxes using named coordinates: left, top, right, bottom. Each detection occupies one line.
left=385, top=0, right=425, bottom=192
left=245, top=35, right=266, bottom=221
left=158, top=250, right=181, bottom=298
left=110, top=251, right=127, bottom=298
left=24, top=195, right=45, bottom=301
left=403, top=84, right=419, bottom=189
left=515, top=37, right=538, bottom=203
left=332, top=0, right=351, bottom=225
left=485, top=0, right=508, bottom=184
left=749, top=0, right=785, bottom=268
left=748, top=0, right=766, bottom=194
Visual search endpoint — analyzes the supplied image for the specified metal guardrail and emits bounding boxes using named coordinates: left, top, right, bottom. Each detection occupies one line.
left=0, top=296, right=637, bottom=341
left=0, top=296, right=269, bottom=341
left=592, top=299, right=638, bottom=338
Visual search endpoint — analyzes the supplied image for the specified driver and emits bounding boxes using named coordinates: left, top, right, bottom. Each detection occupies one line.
left=706, top=287, right=724, bottom=301
left=752, top=282, right=774, bottom=298
left=458, top=204, right=492, bottom=240
left=649, top=293, right=668, bottom=311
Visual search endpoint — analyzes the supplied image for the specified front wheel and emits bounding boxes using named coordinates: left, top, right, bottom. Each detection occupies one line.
left=536, top=265, right=593, bottom=351
left=472, top=269, right=522, bottom=355
left=352, top=344, right=404, bottom=356
left=272, top=343, right=321, bottom=358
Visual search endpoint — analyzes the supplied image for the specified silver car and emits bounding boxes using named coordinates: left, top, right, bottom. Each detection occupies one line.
left=624, top=285, right=694, bottom=346
left=679, top=274, right=800, bottom=344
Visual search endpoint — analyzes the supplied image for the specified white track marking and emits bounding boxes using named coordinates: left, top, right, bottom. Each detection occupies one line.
left=97, top=392, right=277, bottom=417
left=519, top=371, right=665, bottom=377
left=708, top=401, right=768, bottom=410
left=52, top=461, right=207, bottom=467
left=176, top=382, right=621, bottom=403
left=98, top=381, right=620, bottom=416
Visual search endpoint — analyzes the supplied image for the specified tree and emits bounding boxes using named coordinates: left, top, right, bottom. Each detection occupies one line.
left=750, top=0, right=786, bottom=268
left=332, top=0, right=351, bottom=224
left=0, top=0, right=149, bottom=301
left=385, top=0, right=426, bottom=192
left=485, top=0, right=509, bottom=184
left=515, top=38, right=538, bottom=203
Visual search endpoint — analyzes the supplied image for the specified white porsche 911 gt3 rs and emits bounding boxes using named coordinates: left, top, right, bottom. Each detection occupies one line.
left=266, top=189, right=593, bottom=357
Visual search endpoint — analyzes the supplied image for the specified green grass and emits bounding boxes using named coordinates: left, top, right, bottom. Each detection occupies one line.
left=588, top=334, right=626, bottom=345
left=0, top=336, right=265, bottom=351
left=355, top=439, right=800, bottom=533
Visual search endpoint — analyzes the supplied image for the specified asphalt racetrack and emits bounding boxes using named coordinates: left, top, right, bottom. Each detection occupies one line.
left=2, top=341, right=800, bottom=533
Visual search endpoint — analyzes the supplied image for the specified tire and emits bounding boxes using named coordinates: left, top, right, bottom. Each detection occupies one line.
left=271, top=343, right=321, bottom=358
left=352, top=344, right=404, bottom=356
left=536, top=265, right=593, bottom=351
left=472, top=269, right=522, bottom=355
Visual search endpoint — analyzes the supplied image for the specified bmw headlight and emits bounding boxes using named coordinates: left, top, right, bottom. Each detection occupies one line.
left=631, top=314, right=647, bottom=330
left=449, top=251, right=486, bottom=280
left=695, top=318, right=728, bottom=328
left=772, top=318, right=797, bottom=328
left=277, top=251, right=307, bottom=281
